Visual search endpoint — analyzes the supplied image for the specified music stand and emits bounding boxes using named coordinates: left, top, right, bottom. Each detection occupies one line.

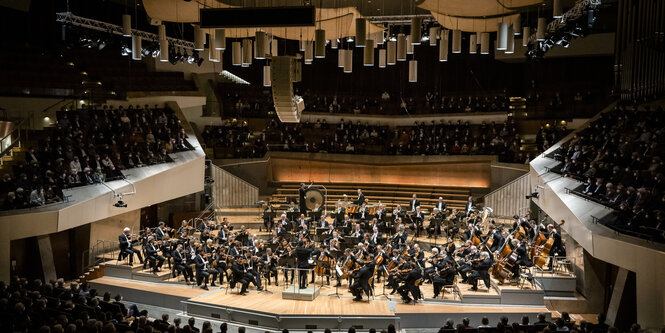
left=374, top=265, right=391, bottom=299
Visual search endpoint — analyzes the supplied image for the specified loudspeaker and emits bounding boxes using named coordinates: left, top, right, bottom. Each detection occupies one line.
left=271, top=56, right=304, bottom=123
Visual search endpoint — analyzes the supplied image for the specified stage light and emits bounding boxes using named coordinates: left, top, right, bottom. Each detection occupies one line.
left=355, top=18, right=366, bottom=47
left=480, top=32, right=490, bottom=54
left=452, top=30, right=461, bottom=53
left=194, top=25, right=205, bottom=51
left=121, top=43, right=131, bottom=56
left=337, top=48, right=345, bottom=68
left=363, top=39, right=374, bottom=66
left=255, top=31, right=267, bottom=59
left=429, top=26, right=440, bottom=46
left=396, top=33, right=406, bottom=61
left=232, top=41, right=241, bottom=66
left=411, top=18, right=422, bottom=45
left=469, top=34, right=477, bottom=54
left=131, top=35, right=142, bottom=60
left=214, top=29, right=226, bottom=50
left=343, top=49, right=353, bottom=73
left=497, top=22, right=508, bottom=50
left=408, top=60, right=417, bottom=82
left=536, top=18, right=547, bottom=41
left=387, top=40, right=396, bottom=65
left=122, top=14, right=131, bottom=37
left=315, top=29, right=325, bottom=58
left=439, top=29, right=449, bottom=62
left=331, top=38, right=338, bottom=49
left=522, top=27, right=530, bottom=46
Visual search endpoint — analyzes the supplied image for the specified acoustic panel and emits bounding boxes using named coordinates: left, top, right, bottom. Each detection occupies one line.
left=200, top=7, right=315, bottom=28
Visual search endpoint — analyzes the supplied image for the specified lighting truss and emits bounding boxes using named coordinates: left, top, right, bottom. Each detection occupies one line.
left=56, top=12, right=195, bottom=50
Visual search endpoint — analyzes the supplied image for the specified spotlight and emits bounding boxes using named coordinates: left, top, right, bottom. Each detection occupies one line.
left=196, top=57, right=204, bottom=66
left=97, top=40, right=106, bottom=50
left=346, top=36, right=354, bottom=42
left=121, top=44, right=131, bottom=56
left=204, top=176, right=215, bottom=184
left=141, top=48, right=151, bottom=56
left=151, top=49, right=160, bottom=57
left=114, top=195, right=128, bottom=208
left=525, top=192, right=540, bottom=199
left=421, top=34, right=429, bottom=42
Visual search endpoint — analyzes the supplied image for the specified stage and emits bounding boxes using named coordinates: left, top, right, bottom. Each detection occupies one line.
left=89, top=275, right=551, bottom=330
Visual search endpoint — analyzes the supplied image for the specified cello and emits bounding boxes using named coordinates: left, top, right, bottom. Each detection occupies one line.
left=533, top=237, right=555, bottom=268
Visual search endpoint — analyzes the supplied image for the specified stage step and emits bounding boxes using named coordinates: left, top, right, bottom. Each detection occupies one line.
left=133, top=268, right=173, bottom=283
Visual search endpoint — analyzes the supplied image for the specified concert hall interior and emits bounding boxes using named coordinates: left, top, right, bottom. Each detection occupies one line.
left=1, top=0, right=665, bottom=332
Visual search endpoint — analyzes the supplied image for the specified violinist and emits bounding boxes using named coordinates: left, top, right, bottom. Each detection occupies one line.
left=176, top=220, right=190, bottom=236
left=154, top=221, right=167, bottom=241
left=432, top=260, right=456, bottom=298
left=228, top=241, right=241, bottom=258
left=341, top=215, right=353, bottom=236
left=467, top=251, right=493, bottom=291
left=457, top=245, right=479, bottom=283
left=159, top=236, right=174, bottom=269
left=214, top=246, right=229, bottom=285
left=327, top=230, right=342, bottom=252
left=316, top=215, right=329, bottom=229
left=194, top=248, right=218, bottom=290
left=422, top=247, right=441, bottom=282
left=276, top=239, right=294, bottom=284
left=143, top=236, right=165, bottom=274
left=350, top=254, right=375, bottom=302
left=216, top=226, right=229, bottom=245
left=199, top=228, right=212, bottom=244
left=298, top=222, right=310, bottom=239
left=230, top=256, right=249, bottom=295
left=269, top=230, right=280, bottom=245
left=242, top=250, right=262, bottom=291
left=172, top=243, right=193, bottom=284
left=397, top=257, right=422, bottom=304
left=261, top=248, right=279, bottom=286
left=118, top=227, right=143, bottom=265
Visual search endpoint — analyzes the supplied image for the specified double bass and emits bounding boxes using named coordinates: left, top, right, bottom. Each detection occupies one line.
left=533, top=237, right=555, bottom=268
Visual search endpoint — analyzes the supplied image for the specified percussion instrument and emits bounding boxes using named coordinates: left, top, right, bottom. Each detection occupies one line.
left=305, top=188, right=325, bottom=210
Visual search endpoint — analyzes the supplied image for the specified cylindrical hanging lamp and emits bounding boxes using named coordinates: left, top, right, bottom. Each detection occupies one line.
left=429, top=26, right=440, bottom=46
left=131, top=35, right=141, bottom=60
left=408, top=60, right=417, bottom=82
left=299, top=38, right=305, bottom=51
left=355, top=19, right=366, bottom=47
left=214, top=29, right=226, bottom=50
left=536, top=18, right=547, bottom=41
left=514, top=15, right=521, bottom=34
left=553, top=0, right=563, bottom=18
left=406, top=35, right=414, bottom=54
left=304, top=41, right=313, bottom=64
left=506, top=26, right=515, bottom=54
left=263, top=65, right=271, bottom=87
left=522, top=27, right=530, bottom=46
left=387, top=40, right=396, bottom=65
left=209, top=48, right=220, bottom=62
left=378, top=49, right=386, bottom=68
left=122, top=14, right=131, bottom=37
left=254, top=31, right=266, bottom=59
left=194, top=25, right=205, bottom=51
left=159, top=40, right=168, bottom=62
left=242, top=39, right=252, bottom=66
left=469, top=34, right=477, bottom=54
left=497, top=22, right=508, bottom=50
left=270, top=35, right=278, bottom=56
left=411, top=18, right=422, bottom=45
left=315, top=29, right=326, bottom=58
left=232, top=41, right=241, bottom=66
left=439, top=29, right=449, bottom=62
left=480, top=32, right=490, bottom=54
left=331, top=38, right=339, bottom=49
left=158, top=25, right=166, bottom=41
left=397, top=34, right=407, bottom=61
left=338, top=48, right=345, bottom=68
left=343, top=49, right=353, bottom=73
left=452, top=30, right=462, bottom=53
left=363, top=39, right=374, bottom=66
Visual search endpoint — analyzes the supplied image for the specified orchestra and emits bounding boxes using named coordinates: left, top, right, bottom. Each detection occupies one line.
left=115, top=195, right=566, bottom=304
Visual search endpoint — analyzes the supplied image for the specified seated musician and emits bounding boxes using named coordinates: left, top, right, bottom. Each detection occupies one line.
left=143, top=236, right=165, bottom=274
left=369, top=226, right=381, bottom=247
left=269, top=230, right=280, bottom=244
left=426, top=208, right=442, bottom=238
left=200, top=228, right=212, bottom=244
left=214, top=246, right=229, bottom=285
left=393, top=204, right=405, bottom=218
left=510, top=239, right=533, bottom=279
left=118, top=227, right=143, bottom=265
left=154, top=221, right=167, bottom=241
left=467, top=251, right=493, bottom=291
left=391, top=224, right=408, bottom=249
left=298, top=221, right=310, bottom=240
left=276, top=213, right=290, bottom=231
left=263, top=203, right=275, bottom=232
left=193, top=248, right=218, bottom=290
left=435, top=197, right=447, bottom=212
left=463, top=224, right=482, bottom=242
left=276, top=239, right=295, bottom=284
left=432, top=259, right=456, bottom=298
left=242, top=249, right=262, bottom=291
left=333, top=201, right=346, bottom=226
left=412, top=243, right=425, bottom=267
left=444, top=208, right=462, bottom=238
left=261, top=248, right=279, bottom=286
left=341, top=215, right=353, bottom=235
left=288, top=201, right=299, bottom=213
left=230, top=256, right=249, bottom=295
left=197, top=219, right=209, bottom=233
left=177, top=220, right=190, bottom=236
left=311, top=202, right=321, bottom=213
left=336, top=248, right=356, bottom=287
left=375, top=203, right=386, bottom=222
left=172, top=243, right=193, bottom=284
left=322, top=223, right=336, bottom=237
left=297, top=213, right=310, bottom=229
left=216, top=226, right=229, bottom=245
left=312, top=245, right=333, bottom=285
left=350, top=254, right=375, bottom=302
left=410, top=206, right=425, bottom=237
left=374, top=244, right=390, bottom=283
left=229, top=241, right=242, bottom=258
left=422, top=247, right=441, bottom=282
left=358, top=202, right=370, bottom=224
left=220, top=216, right=233, bottom=231
left=351, top=223, right=364, bottom=239
left=397, top=257, right=422, bottom=304
left=368, top=217, right=380, bottom=232
left=159, top=236, right=174, bottom=269
left=486, top=225, right=504, bottom=253
left=327, top=230, right=342, bottom=252
left=457, top=245, right=479, bottom=283
left=316, top=215, right=329, bottom=229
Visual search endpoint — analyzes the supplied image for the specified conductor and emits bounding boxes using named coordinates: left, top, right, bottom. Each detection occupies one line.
left=295, top=239, right=314, bottom=289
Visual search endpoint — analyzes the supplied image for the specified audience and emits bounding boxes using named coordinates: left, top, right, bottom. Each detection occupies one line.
left=550, top=104, right=665, bottom=241
left=0, top=104, right=192, bottom=211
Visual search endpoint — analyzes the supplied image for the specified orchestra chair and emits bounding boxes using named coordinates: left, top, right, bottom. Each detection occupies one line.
left=441, top=275, right=458, bottom=300
left=519, top=267, right=535, bottom=289
left=553, top=257, right=571, bottom=275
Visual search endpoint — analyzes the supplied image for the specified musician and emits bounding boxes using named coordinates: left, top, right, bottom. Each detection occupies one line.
left=299, top=182, right=312, bottom=213
left=310, top=203, right=322, bottom=221
left=375, top=203, right=386, bottom=222
left=295, top=239, right=314, bottom=289
left=432, top=260, right=456, bottom=298
left=457, top=245, right=479, bottom=283
left=230, top=256, right=249, bottom=295
left=422, top=247, right=442, bottom=282
left=465, top=196, right=474, bottom=216
left=336, top=248, right=356, bottom=287
left=154, top=222, right=167, bottom=240
left=391, top=224, right=408, bottom=248
left=328, top=231, right=342, bottom=252
left=333, top=201, right=346, bottom=226
left=412, top=243, right=425, bottom=267
left=357, top=188, right=365, bottom=207
left=159, top=236, right=174, bottom=269
left=172, top=243, right=193, bottom=284
left=463, top=224, right=482, bottom=242
left=316, top=216, right=330, bottom=229
left=312, top=246, right=334, bottom=285
left=341, top=215, right=353, bottom=235
left=351, top=223, right=364, bottom=238
left=276, top=213, right=290, bottom=230
left=198, top=219, right=209, bottom=233
left=369, top=226, right=381, bottom=246
left=214, top=247, right=229, bottom=285
left=229, top=241, right=242, bottom=258
left=275, top=222, right=289, bottom=240
left=409, top=194, right=420, bottom=212
left=410, top=206, right=425, bottom=237
left=296, top=213, right=310, bottom=229
left=358, top=202, right=370, bottom=224
left=435, top=197, right=447, bottom=212
left=194, top=248, right=218, bottom=290
left=546, top=224, right=565, bottom=267
left=143, top=236, right=165, bottom=274
left=276, top=239, right=294, bottom=284
left=510, top=239, right=533, bottom=278
left=242, top=249, right=262, bottom=291
left=216, top=227, right=229, bottom=245
left=261, top=248, right=279, bottom=286
left=177, top=220, right=190, bottom=236
left=118, top=227, right=143, bottom=265
left=298, top=222, right=310, bottom=240
left=200, top=228, right=212, bottom=244
left=467, top=251, right=493, bottom=291
left=426, top=208, right=443, bottom=238
left=397, top=257, right=422, bottom=304
left=288, top=201, right=299, bottom=213
left=350, top=255, right=375, bottom=302
left=487, top=225, right=504, bottom=253
left=263, top=203, right=275, bottom=232
left=455, top=240, right=473, bottom=258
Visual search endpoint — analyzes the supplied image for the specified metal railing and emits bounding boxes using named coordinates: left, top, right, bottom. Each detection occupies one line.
left=81, top=239, right=121, bottom=272
left=532, top=255, right=577, bottom=278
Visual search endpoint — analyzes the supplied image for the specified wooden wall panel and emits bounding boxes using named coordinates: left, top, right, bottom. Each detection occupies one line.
left=269, top=158, right=491, bottom=188
left=483, top=173, right=531, bottom=218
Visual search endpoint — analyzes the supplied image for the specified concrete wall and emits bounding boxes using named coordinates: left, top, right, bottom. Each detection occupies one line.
left=89, top=209, right=141, bottom=244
